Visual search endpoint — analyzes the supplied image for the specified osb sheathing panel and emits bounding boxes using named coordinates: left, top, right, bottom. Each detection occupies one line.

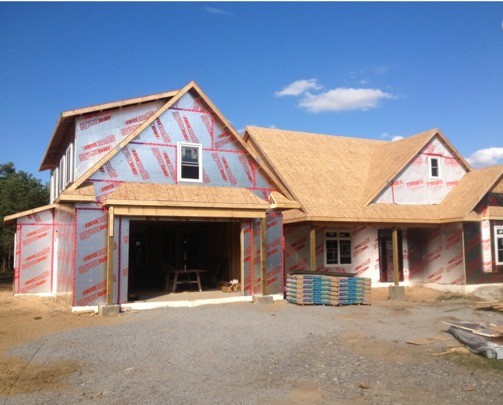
left=491, top=176, right=503, bottom=194
left=441, top=166, right=503, bottom=218
left=247, top=126, right=503, bottom=224
left=104, top=183, right=269, bottom=209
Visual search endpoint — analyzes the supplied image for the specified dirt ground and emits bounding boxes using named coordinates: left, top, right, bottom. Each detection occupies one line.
left=0, top=283, right=122, bottom=396
left=0, top=282, right=497, bottom=401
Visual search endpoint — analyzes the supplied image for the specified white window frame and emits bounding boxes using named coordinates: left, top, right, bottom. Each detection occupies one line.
left=65, top=142, right=74, bottom=185
left=324, top=231, right=352, bottom=267
left=495, top=226, right=503, bottom=265
left=53, top=168, right=59, bottom=201
left=50, top=170, right=55, bottom=203
left=429, top=156, right=440, bottom=179
left=177, top=142, right=202, bottom=183
left=59, top=156, right=65, bottom=193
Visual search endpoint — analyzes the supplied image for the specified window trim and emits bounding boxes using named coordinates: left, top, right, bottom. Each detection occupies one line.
left=324, top=231, right=352, bottom=267
left=495, top=226, right=503, bottom=266
left=177, top=142, right=203, bottom=183
left=429, top=156, right=440, bottom=179
left=65, top=142, right=74, bottom=185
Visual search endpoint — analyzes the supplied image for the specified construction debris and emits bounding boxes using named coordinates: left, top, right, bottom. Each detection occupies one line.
left=443, top=321, right=503, bottom=360
left=221, top=279, right=240, bottom=293
left=475, top=301, right=503, bottom=312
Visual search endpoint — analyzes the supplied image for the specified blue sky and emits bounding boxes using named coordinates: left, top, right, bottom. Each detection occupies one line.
left=1, top=2, right=502, bottom=183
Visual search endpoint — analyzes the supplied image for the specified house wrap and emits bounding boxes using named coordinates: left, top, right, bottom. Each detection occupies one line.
left=5, top=81, right=503, bottom=308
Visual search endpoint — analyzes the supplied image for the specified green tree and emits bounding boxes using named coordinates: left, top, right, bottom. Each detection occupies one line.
left=0, top=162, right=49, bottom=272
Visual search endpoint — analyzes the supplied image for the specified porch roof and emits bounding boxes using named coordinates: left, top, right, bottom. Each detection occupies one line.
left=103, top=182, right=268, bottom=208
left=3, top=204, right=55, bottom=227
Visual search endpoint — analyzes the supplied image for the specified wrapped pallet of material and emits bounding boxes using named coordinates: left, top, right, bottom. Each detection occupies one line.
left=286, top=272, right=371, bottom=306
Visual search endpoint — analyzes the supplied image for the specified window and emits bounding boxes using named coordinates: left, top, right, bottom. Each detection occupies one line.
left=52, top=168, right=59, bottom=202
left=65, top=143, right=74, bottom=185
left=177, top=142, right=202, bottom=182
left=495, top=226, right=503, bottom=265
left=429, top=157, right=440, bottom=178
left=325, top=231, right=352, bottom=266
left=58, top=157, right=65, bottom=193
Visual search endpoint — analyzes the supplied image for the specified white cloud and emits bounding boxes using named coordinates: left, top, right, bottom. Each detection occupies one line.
left=299, top=87, right=396, bottom=113
left=379, top=133, right=403, bottom=141
left=466, top=147, right=503, bottom=167
left=205, top=6, right=232, bottom=16
left=274, top=79, right=322, bottom=97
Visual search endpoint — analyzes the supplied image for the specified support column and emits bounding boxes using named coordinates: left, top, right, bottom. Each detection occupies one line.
left=106, top=206, right=115, bottom=306
left=389, top=227, right=405, bottom=300
left=309, top=226, right=316, bottom=271
left=392, top=227, right=399, bottom=286
left=260, top=217, right=267, bottom=295
left=240, top=223, right=245, bottom=295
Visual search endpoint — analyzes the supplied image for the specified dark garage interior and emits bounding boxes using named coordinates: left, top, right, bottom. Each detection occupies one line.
left=128, top=220, right=241, bottom=296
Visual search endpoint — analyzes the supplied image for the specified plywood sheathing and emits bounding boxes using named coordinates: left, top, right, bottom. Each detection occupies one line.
left=246, top=126, right=503, bottom=225
left=269, top=191, right=301, bottom=209
left=484, top=206, right=503, bottom=220
left=439, top=165, right=503, bottom=219
left=490, top=175, right=503, bottom=194
left=3, top=204, right=55, bottom=227
left=102, top=182, right=270, bottom=210
left=57, top=182, right=96, bottom=202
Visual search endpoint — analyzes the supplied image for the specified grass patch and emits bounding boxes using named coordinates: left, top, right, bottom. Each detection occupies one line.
left=449, top=352, right=503, bottom=371
left=436, top=294, right=469, bottom=302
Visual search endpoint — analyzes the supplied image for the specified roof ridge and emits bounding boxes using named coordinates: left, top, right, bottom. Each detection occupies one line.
left=246, top=126, right=386, bottom=144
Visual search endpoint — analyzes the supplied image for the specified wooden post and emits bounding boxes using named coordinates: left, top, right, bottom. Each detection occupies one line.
left=309, top=226, right=316, bottom=271
left=106, top=207, right=115, bottom=305
left=240, top=223, right=245, bottom=295
left=392, top=227, right=399, bottom=286
left=260, top=217, right=267, bottom=295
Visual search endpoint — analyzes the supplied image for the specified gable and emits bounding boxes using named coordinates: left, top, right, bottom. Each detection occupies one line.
left=491, top=176, right=503, bottom=194
left=82, top=91, right=278, bottom=202
left=374, top=135, right=468, bottom=205
left=74, top=100, right=165, bottom=180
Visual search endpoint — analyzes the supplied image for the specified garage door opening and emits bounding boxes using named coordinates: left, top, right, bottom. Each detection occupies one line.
left=128, top=220, right=241, bottom=301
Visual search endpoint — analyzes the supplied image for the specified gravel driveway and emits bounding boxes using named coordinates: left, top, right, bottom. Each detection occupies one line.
left=3, top=298, right=502, bottom=404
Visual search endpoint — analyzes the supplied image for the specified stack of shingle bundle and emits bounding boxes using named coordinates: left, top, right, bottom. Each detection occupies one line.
left=337, top=276, right=371, bottom=305
left=286, top=273, right=371, bottom=306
